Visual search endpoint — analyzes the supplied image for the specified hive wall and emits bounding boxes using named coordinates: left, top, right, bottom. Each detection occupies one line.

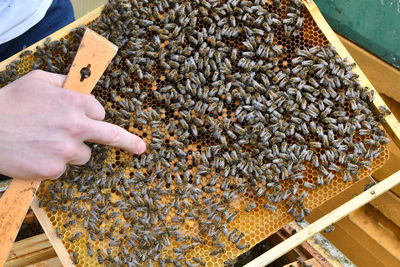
left=0, top=0, right=390, bottom=266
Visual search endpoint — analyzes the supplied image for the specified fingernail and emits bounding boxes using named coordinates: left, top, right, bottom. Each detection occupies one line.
left=53, top=166, right=67, bottom=180
left=136, top=140, right=146, bottom=154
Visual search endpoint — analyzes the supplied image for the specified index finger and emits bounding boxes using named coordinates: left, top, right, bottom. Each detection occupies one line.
left=84, top=120, right=146, bottom=154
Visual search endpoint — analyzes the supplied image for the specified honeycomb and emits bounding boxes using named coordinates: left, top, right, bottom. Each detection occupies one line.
left=0, top=0, right=390, bottom=266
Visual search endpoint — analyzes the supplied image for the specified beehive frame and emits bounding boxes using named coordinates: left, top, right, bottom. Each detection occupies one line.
left=0, top=0, right=399, bottom=266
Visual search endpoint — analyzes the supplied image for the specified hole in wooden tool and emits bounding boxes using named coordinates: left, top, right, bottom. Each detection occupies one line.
left=80, top=64, right=91, bottom=82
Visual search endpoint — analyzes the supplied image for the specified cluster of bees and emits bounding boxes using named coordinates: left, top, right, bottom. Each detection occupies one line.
left=0, top=0, right=390, bottom=266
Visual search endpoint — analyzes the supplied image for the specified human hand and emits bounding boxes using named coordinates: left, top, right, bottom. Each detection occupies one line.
left=0, top=70, right=146, bottom=180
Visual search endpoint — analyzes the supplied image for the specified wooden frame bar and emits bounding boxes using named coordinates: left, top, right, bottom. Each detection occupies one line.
left=30, top=197, right=74, bottom=267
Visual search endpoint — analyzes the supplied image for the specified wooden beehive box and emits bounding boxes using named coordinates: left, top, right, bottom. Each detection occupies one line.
left=1, top=1, right=399, bottom=266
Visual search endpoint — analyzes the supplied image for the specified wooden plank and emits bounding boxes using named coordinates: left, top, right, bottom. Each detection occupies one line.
left=244, top=170, right=400, bottom=266
left=26, top=257, right=62, bottom=267
left=5, top=234, right=56, bottom=267
left=30, top=196, right=73, bottom=267
left=348, top=206, right=400, bottom=261
left=369, top=191, right=400, bottom=227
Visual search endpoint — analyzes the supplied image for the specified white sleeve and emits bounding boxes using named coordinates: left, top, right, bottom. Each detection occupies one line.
left=0, top=0, right=53, bottom=44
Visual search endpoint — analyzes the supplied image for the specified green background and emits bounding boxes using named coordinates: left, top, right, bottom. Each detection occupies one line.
left=315, top=0, right=400, bottom=68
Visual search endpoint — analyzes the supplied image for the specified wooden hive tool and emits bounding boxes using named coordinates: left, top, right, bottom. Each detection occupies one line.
left=0, top=27, right=118, bottom=266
